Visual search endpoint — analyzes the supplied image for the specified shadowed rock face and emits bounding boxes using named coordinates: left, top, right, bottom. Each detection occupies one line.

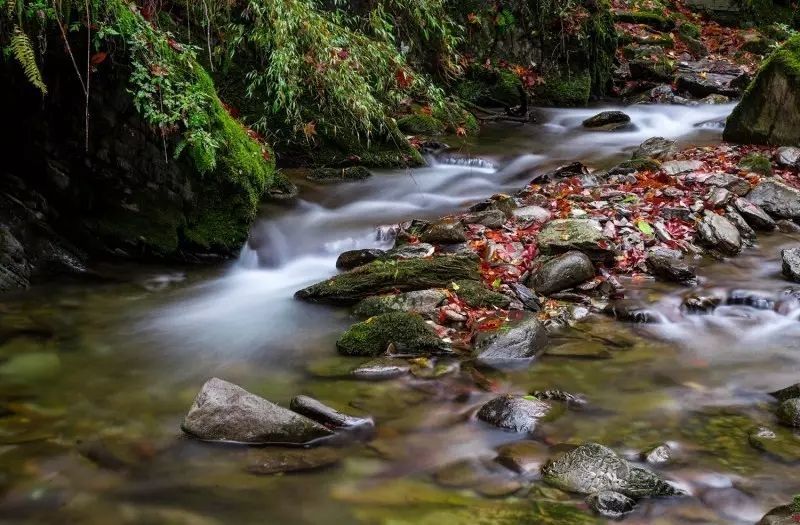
left=182, top=378, right=333, bottom=445
left=475, top=314, right=549, bottom=361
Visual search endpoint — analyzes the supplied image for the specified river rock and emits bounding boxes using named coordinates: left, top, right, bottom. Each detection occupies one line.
left=675, top=67, right=744, bottom=98
left=336, top=312, right=448, bottom=357
left=661, top=160, right=703, bottom=176
left=528, top=251, right=595, bottom=296
left=307, top=166, right=371, bottom=183
left=530, top=389, right=587, bottom=409
left=725, top=207, right=757, bottom=244
left=702, top=172, right=752, bottom=196
left=587, top=491, right=637, bottom=519
left=420, top=219, right=467, bottom=244
left=450, top=280, right=511, bottom=309
left=604, top=300, right=661, bottom=323
left=476, top=394, right=551, bottom=433
left=732, top=197, right=776, bottom=230
left=295, top=255, right=479, bottom=304
left=494, top=440, right=549, bottom=474
left=770, top=383, right=800, bottom=402
left=727, top=289, right=776, bottom=310
left=0, top=227, right=30, bottom=291
left=432, top=457, right=522, bottom=497
left=777, top=398, right=800, bottom=428
left=632, top=137, right=676, bottom=161
left=336, top=249, right=386, bottom=270
left=537, top=219, right=614, bottom=261
left=387, top=243, right=435, bottom=259
left=289, top=395, right=373, bottom=429
left=350, top=357, right=411, bottom=380
left=782, top=248, right=800, bottom=282
left=508, top=282, right=542, bottom=311
left=474, top=313, right=549, bottom=361
left=641, top=443, right=673, bottom=465
left=512, top=205, right=551, bottom=224
left=181, top=378, right=333, bottom=445
left=748, top=426, right=800, bottom=463
left=645, top=247, right=696, bottom=284
left=777, top=147, right=800, bottom=168
left=246, top=447, right=343, bottom=475
left=724, top=37, right=800, bottom=146
left=353, top=289, right=447, bottom=318
left=757, top=505, right=800, bottom=525
left=697, top=211, right=742, bottom=256
left=583, top=111, right=631, bottom=130
left=541, top=443, right=686, bottom=498
left=462, top=209, right=506, bottom=229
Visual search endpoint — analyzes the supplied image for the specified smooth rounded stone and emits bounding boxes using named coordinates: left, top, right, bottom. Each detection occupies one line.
left=583, top=111, right=631, bottom=130
left=541, top=443, right=686, bottom=498
left=387, top=243, right=435, bottom=259
left=727, top=289, right=776, bottom=310
left=703, top=172, right=752, bottom=196
left=587, top=491, right=636, bottom=519
left=770, top=383, right=800, bottom=402
left=494, top=440, right=549, bottom=475
left=474, top=313, right=549, bottom=362
left=420, top=219, right=467, bottom=244
left=641, top=443, right=672, bottom=465
left=748, top=425, right=800, bottom=462
left=353, top=289, right=447, bottom=319
left=432, top=457, right=523, bottom=497
left=777, top=146, right=800, bottom=168
left=450, top=280, right=511, bottom=309
left=537, top=219, right=615, bottom=261
left=661, top=160, right=704, bottom=176
left=733, top=197, right=776, bottom=230
left=546, top=340, right=612, bottom=359
left=181, top=378, right=333, bottom=445
left=782, top=248, right=800, bottom=283
left=350, top=357, right=411, bottom=380
left=246, top=447, right=342, bottom=475
left=461, top=209, right=506, bottom=229
left=777, top=398, right=800, bottom=428
left=528, top=251, right=595, bottom=296
left=645, top=247, right=696, bottom=284
left=757, top=505, right=800, bottom=525
left=307, top=166, right=371, bottom=183
left=697, top=211, right=742, bottom=256
left=289, top=395, right=373, bottom=429
left=336, top=249, right=386, bottom=270
left=512, top=205, right=551, bottom=224
left=747, top=179, right=800, bottom=220
left=530, top=389, right=588, bottom=409
left=604, top=300, right=662, bottom=323
left=336, top=312, right=448, bottom=357
left=476, top=394, right=551, bottom=433
left=632, top=137, right=676, bottom=161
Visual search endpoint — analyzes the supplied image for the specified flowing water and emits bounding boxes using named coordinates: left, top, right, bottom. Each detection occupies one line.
left=2, top=103, right=800, bottom=524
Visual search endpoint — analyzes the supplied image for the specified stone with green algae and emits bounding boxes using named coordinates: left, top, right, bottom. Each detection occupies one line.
left=336, top=312, right=449, bottom=357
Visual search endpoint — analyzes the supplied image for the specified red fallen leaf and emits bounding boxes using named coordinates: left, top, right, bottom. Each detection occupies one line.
left=456, top=127, right=467, bottom=137
left=336, top=48, right=350, bottom=60
left=90, top=51, right=107, bottom=66
left=395, top=68, right=413, bottom=89
left=168, top=39, right=183, bottom=53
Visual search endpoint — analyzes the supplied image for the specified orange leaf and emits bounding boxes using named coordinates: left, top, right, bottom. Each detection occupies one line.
left=90, top=51, right=107, bottom=66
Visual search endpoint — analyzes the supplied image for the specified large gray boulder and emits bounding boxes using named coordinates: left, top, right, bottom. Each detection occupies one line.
left=697, top=211, right=742, bottom=255
left=732, top=197, right=776, bottom=230
left=181, top=378, right=333, bottom=444
left=528, top=251, right=595, bottom=295
left=475, top=313, right=549, bottom=361
left=782, top=248, right=800, bottom=283
left=747, top=179, right=800, bottom=220
left=632, top=137, right=676, bottom=161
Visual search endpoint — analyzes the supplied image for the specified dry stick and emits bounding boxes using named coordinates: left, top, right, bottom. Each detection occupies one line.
left=84, top=0, right=91, bottom=151
left=202, top=0, right=213, bottom=72
left=55, top=17, right=87, bottom=96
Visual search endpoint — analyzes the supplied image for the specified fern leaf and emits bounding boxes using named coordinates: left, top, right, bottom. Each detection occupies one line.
left=10, top=28, right=47, bottom=95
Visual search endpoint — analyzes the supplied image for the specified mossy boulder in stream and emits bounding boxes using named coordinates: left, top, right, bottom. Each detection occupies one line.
left=450, top=280, right=511, bottom=309
left=336, top=312, right=448, bottom=356
left=295, top=255, right=480, bottom=305
left=724, top=36, right=800, bottom=145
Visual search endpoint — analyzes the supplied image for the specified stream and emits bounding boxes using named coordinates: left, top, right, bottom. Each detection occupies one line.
left=2, top=102, right=800, bottom=524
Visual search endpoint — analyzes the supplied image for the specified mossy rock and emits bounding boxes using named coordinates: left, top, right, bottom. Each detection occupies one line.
left=739, top=153, right=773, bottom=175
left=678, top=22, right=701, bottom=40
left=295, top=255, right=480, bottom=305
left=313, top=120, right=425, bottom=168
left=398, top=114, right=447, bottom=136
left=614, top=10, right=675, bottom=31
left=724, top=36, right=800, bottom=145
left=456, top=65, right=524, bottom=108
left=336, top=312, right=447, bottom=356
left=450, top=280, right=511, bottom=309
left=680, top=411, right=761, bottom=474
left=307, top=166, right=372, bottom=183
left=617, top=158, right=662, bottom=172
left=535, top=73, right=591, bottom=107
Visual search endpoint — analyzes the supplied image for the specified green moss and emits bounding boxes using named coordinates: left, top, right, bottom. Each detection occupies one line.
left=614, top=10, right=674, bottom=31
left=336, top=312, right=447, bottom=356
left=451, top=280, right=511, bottom=309
left=678, top=22, right=701, bottom=40
left=584, top=3, right=619, bottom=96
left=398, top=114, right=446, bottom=136
left=681, top=411, right=761, bottom=474
left=457, top=65, right=523, bottom=108
left=535, top=73, right=591, bottom=107
left=617, top=158, right=662, bottom=172
left=792, top=495, right=800, bottom=512
left=739, top=153, right=773, bottom=175
left=431, top=101, right=479, bottom=136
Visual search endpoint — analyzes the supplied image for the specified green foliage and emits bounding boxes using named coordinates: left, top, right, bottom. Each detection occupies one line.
left=739, top=153, right=773, bottom=175
left=678, top=22, right=701, bottom=40
left=536, top=72, right=591, bottom=107
left=398, top=114, right=446, bottom=136
left=9, top=28, right=46, bottom=94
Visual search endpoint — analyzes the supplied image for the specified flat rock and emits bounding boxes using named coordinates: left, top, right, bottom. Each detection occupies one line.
left=703, top=172, right=752, bottom=196
left=336, top=312, right=448, bottom=357
left=387, top=243, right=435, bottom=259
left=308, top=166, right=371, bottom=183
left=583, top=111, right=632, bottom=130
left=289, top=395, right=373, bottom=429
left=662, top=160, right=703, bottom=176
left=512, top=206, right=551, bottom=224
left=733, top=197, right=776, bottom=230
left=697, top=211, right=742, bottom=256
left=537, top=219, right=614, bottom=261
left=336, top=249, right=386, bottom=270
left=604, top=300, right=662, bottom=323
left=350, top=357, right=411, bottom=380
left=462, top=209, right=506, bottom=229
left=748, top=426, right=800, bottom=463
left=353, top=289, right=447, bottom=319
left=645, top=247, right=696, bottom=284
left=632, top=137, right=676, bottom=161
left=494, top=440, right=549, bottom=474
left=476, top=394, right=551, bottom=433
left=475, top=313, right=549, bottom=361
left=782, top=248, right=800, bottom=283
left=747, top=179, right=800, bottom=220
left=246, top=447, right=342, bottom=475
left=181, top=378, right=333, bottom=445
left=528, top=251, right=595, bottom=296
left=777, top=147, right=800, bottom=168
left=421, top=219, right=467, bottom=244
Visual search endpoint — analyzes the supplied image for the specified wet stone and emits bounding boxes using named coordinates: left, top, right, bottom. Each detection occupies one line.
left=432, top=457, right=522, bottom=497
left=604, top=300, right=661, bottom=323
left=246, top=447, right=342, bottom=475
left=474, top=313, right=549, bottom=362
left=641, top=443, right=672, bottom=465
left=420, top=219, right=468, bottom=244
left=350, top=357, right=411, bottom=380
left=707, top=187, right=734, bottom=208
left=537, top=219, right=615, bottom=261
left=494, top=440, right=549, bottom=475
left=582, top=111, right=632, bottom=130
left=308, top=166, right=371, bottom=183
left=289, top=395, right=373, bottom=429
left=748, top=425, right=800, bottom=463
left=508, top=282, right=541, bottom=311
left=727, top=290, right=775, bottom=310
left=725, top=207, right=757, bottom=244
left=697, top=211, right=742, bottom=256
left=530, top=389, right=588, bottom=409
left=476, top=394, right=551, bottom=433
left=353, top=289, right=447, bottom=319
left=645, top=247, right=696, bottom=284
left=336, top=312, right=448, bottom=357
left=528, top=251, right=595, bottom=296
left=632, top=137, right=676, bottom=161
left=336, top=249, right=386, bottom=270
left=776, top=147, right=800, bottom=168
left=587, top=491, right=636, bottom=519
left=777, top=398, right=800, bottom=428
left=770, top=383, right=800, bottom=402
left=387, top=243, right=435, bottom=259
left=747, top=179, right=800, bottom=220
left=757, top=505, right=800, bottom=525
left=662, top=160, right=704, bottom=176
left=777, top=220, right=800, bottom=233
left=512, top=205, right=551, bottom=224
left=462, top=209, right=506, bottom=229
left=702, top=172, right=752, bottom=196
left=782, top=248, right=800, bottom=283
left=733, top=196, right=777, bottom=230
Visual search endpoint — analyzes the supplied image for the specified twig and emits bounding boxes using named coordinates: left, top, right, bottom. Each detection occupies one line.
left=84, top=0, right=91, bottom=151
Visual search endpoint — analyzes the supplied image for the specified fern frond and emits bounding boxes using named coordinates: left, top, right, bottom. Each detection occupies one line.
left=10, top=28, right=47, bottom=95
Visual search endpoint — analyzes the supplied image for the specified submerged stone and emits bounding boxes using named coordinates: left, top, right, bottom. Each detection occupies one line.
left=307, top=166, right=371, bottom=183
left=586, top=491, right=636, bottom=519
left=528, top=251, right=595, bottom=296
left=181, top=378, right=332, bottom=445
left=475, top=313, right=549, bottom=362
left=476, top=394, right=551, bottom=433
left=350, top=357, right=411, bottom=380
left=246, top=447, right=342, bottom=475
left=289, top=395, right=373, bottom=429
left=530, top=389, right=588, bottom=409
left=494, top=440, right=549, bottom=475
left=748, top=425, right=800, bottom=462
left=604, top=300, right=661, bottom=323
left=336, top=312, right=448, bottom=357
